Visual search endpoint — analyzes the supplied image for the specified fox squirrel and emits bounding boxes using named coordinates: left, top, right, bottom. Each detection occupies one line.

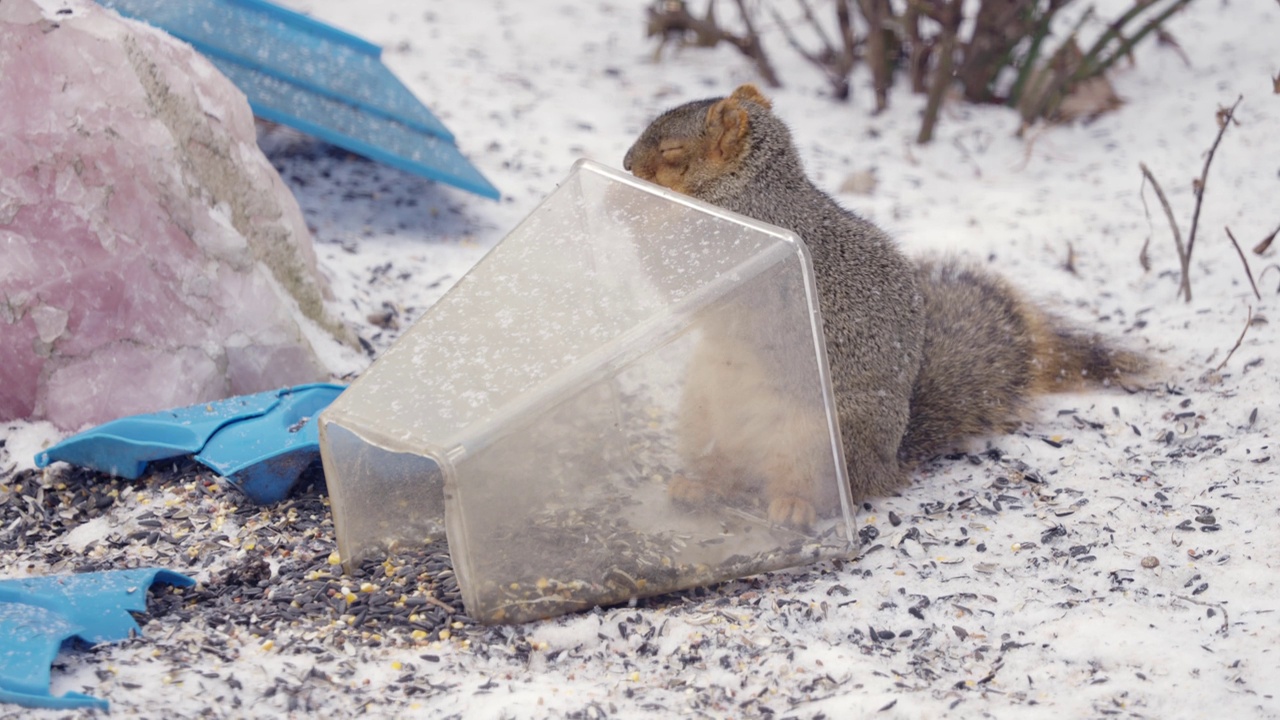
left=624, top=84, right=1146, bottom=525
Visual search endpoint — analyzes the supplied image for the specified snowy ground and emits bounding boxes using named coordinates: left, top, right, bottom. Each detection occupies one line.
left=3, top=0, right=1279, bottom=717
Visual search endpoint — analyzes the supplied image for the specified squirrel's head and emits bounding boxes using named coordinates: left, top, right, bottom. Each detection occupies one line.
left=624, top=84, right=776, bottom=202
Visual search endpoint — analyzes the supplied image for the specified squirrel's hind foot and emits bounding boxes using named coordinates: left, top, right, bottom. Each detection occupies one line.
left=767, top=496, right=817, bottom=529
left=668, top=473, right=716, bottom=509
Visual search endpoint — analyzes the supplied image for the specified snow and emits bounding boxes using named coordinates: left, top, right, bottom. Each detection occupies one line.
left=3, top=0, right=1278, bottom=717
left=1, top=420, right=63, bottom=475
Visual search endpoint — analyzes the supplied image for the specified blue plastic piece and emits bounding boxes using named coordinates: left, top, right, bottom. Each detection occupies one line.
left=0, top=569, right=195, bottom=710
left=34, top=390, right=283, bottom=480
left=196, top=383, right=343, bottom=503
left=36, top=384, right=345, bottom=503
left=97, top=0, right=500, bottom=199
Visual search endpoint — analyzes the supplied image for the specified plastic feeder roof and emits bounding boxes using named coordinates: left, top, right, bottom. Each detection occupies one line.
left=319, top=160, right=857, bottom=624
left=98, top=0, right=499, bottom=199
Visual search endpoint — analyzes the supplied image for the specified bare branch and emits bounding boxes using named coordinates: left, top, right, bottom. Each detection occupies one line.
left=1185, top=96, right=1243, bottom=268
left=1260, top=264, right=1280, bottom=294
left=770, top=6, right=830, bottom=70
left=1078, top=0, right=1166, bottom=78
left=647, top=0, right=782, bottom=88
left=771, top=0, right=858, bottom=100
left=858, top=0, right=891, bottom=111
left=797, top=0, right=837, bottom=52
left=1139, top=162, right=1191, bottom=301
left=1078, top=0, right=1195, bottom=81
left=903, top=0, right=930, bottom=94
left=1224, top=227, right=1261, bottom=301
left=837, top=0, right=864, bottom=103
left=731, top=0, right=783, bottom=88
left=1213, top=305, right=1253, bottom=373
left=1008, top=4, right=1076, bottom=110
left=917, top=0, right=960, bottom=144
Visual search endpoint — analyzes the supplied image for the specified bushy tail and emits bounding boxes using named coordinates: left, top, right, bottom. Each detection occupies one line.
left=899, top=258, right=1146, bottom=463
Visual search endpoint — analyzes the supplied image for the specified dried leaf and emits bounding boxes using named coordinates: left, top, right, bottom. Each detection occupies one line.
left=1215, top=103, right=1241, bottom=129
left=1055, top=74, right=1124, bottom=123
left=1254, top=223, right=1278, bottom=255
left=1155, top=27, right=1191, bottom=67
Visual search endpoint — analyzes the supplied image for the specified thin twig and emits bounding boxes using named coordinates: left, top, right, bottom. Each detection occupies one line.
left=772, top=8, right=826, bottom=65
left=1224, top=227, right=1261, bottom=300
left=1137, top=191, right=1153, bottom=271
left=1082, top=0, right=1195, bottom=80
left=771, top=0, right=858, bottom=100
left=1024, top=0, right=1102, bottom=125
left=732, top=0, right=783, bottom=88
left=1008, top=4, right=1071, bottom=108
left=1174, top=594, right=1229, bottom=636
left=1260, top=264, right=1280, bottom=291
left=770, top=6, right=836, bottom=82
left=1077, top=0, right=1163, bottom=78
left=422, top=594, right=459, bottom=615
left=1185, top=96, right=1244, bottom=274
left=1213, top=305, right=1253, bottom=373
left=1138, top=162, right=1190, bottom=301
left=796, top=0, right=837, bottom=53
left=648, top=1, right=782, bottom=88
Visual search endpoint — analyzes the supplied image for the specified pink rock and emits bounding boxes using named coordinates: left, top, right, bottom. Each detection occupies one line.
left=0, top=0, right=352, bottom=430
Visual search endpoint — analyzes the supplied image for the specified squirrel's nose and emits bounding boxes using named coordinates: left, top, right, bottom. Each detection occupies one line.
left=622, top=147, right=633, bottom=172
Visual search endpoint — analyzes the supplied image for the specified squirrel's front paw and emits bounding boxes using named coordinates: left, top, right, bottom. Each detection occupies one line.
left=669, top=473, right=712, bottom=508
left=768, top=496, right=816, bottom=529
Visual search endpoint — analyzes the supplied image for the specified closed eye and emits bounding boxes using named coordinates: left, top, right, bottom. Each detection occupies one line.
left=659, top=142, right=686, bottom=158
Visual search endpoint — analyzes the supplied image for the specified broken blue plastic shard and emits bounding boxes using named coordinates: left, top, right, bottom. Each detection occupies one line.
left=36, top=384, right=345, bottom=504
left=196, top=383, right=344, bottom=503
left=0, top=568, right=195, bottom=711
left=34, top=390, right=283, bottom=480
left=97, top=0, right=500, bottom=199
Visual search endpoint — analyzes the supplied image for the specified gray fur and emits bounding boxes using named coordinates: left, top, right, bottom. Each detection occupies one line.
left=625, top=87, right=1143, bottom=503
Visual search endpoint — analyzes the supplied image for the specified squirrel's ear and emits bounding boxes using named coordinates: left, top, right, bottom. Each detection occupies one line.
left=705, top=96, right=751, bottom=163
left=730, top=84, right=772, bottom=110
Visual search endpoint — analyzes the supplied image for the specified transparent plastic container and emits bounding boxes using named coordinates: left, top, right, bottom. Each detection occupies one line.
left=318, top=159, right=856, bottom=623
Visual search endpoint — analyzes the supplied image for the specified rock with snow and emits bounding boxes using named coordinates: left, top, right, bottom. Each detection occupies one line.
left=0, top=0, right=352, bottom=430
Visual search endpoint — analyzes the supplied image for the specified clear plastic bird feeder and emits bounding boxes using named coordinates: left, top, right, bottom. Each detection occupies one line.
left=318, top=159, right=856, bottom=623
